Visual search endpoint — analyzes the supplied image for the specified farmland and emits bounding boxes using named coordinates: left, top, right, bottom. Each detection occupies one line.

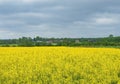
left=0, top=47, right=120, bottom=84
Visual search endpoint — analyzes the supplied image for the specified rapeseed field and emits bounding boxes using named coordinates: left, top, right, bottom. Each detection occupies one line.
left=0, top=47, right=120, bottom=84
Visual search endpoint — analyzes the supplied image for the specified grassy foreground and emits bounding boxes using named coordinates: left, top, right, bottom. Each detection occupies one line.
left=0, top=47, right=120, bottom=84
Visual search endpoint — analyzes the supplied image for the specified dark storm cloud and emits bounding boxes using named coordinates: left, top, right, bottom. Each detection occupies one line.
left=0, top=0, right=120, bottom=39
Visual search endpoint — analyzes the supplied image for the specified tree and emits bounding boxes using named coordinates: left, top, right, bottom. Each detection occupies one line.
left=18, top=37, right=33, bottom=46
left=109, top=34, right=114, bottom=38
left=34, top=36, right=42, bottom=41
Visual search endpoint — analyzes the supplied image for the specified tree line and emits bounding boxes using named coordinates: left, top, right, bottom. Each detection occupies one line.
left=0, top=35, right=120, bottom=47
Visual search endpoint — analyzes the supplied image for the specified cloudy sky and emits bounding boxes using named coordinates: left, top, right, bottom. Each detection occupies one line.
left=0, top=0, right=120, bottom=39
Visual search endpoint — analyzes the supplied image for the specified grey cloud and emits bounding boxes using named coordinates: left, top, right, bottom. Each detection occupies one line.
left=0, top=0, right=120, bottom=39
